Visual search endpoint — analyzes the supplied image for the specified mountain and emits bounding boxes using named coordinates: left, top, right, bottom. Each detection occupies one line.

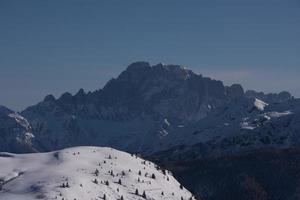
left=152, top=97, right=300, bottom=162
left=0, top=106, right=35, bottom=153
left=0, top=62, right=297, bottom=158
left=0, top=61, right=299, bottom=200
left=20, top=62, right=245, bottom=153
left=245, top=90, right=293, bottom=104
left=0, top=146, right=195, bottom=200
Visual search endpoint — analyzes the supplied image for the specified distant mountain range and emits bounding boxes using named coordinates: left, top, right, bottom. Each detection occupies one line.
left=0, top=62, right=300, bottom=200
left=1, top=62, right=299, bottom=200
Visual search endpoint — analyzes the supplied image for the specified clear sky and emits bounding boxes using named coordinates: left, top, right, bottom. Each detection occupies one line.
left=0, top=0, right=299, bottom=111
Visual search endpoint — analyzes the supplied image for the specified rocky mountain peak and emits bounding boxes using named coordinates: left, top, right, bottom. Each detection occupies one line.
left=121, top=62, right=193, bottom=81
left=245, top=90, right=293, bottom=103
left=226, top=84, right=244, bottom=99
left=44, top=94, right=56, bottom=102
left=59, top=92, right=73, bottom=103
left=0, top=105, right=13, bottom=116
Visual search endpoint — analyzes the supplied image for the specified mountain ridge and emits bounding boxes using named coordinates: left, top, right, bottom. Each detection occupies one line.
left=0, top=62, right=296, bottom=155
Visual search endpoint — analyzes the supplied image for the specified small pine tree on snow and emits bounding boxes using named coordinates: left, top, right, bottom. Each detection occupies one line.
left=142, top=191, right=146, bottom=199
left=103, top=194, right=106, bottom=200
left=120, top=195, right=124, bottom=200
left=105, top=180, right=109, bottom=186
left=138, top=170, right=141, bottom=176
left=161, top=191, right=164, bottom=196
left=118, top=179, right=122, bottom=185
left=181, top=197, right=184, bottom=200
left=122, top=171, right=126, bottom=176
left=180, top=184, right=183, bottom=189
left=151, top=173, right=156, bottom=179
left=108, top=155, right=112, bottom=159
left=135, top=189, right=139, bottom=195
left=93, top=178, right=98, bottom=184
left=66, top=182, right=70, bottom=188
left=95, top=169, right=99, bottom=176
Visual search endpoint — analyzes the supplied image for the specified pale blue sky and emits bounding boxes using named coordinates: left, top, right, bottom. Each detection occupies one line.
left=0, top=0, right=299, bottom=111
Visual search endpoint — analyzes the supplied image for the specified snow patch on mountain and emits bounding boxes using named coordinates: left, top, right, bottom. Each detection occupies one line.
left=254, top=98, right=268, bottom=111
left=0, top=146, right=195, bottom=200
left=164, top=118, right=170, bottom=126
left=265, top=111, right=293, bottom=118
left=8, top=113, right=32, bottom=133
left=240, top=121, right=256, bottom=130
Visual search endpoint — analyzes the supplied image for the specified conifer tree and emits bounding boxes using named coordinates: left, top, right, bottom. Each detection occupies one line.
left=93, top=178, right=98, bottom=184
left=151, top=173, right=156, bottom=179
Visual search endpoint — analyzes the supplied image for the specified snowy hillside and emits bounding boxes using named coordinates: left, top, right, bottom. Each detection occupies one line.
left=0, top=146, right=195, bottom=200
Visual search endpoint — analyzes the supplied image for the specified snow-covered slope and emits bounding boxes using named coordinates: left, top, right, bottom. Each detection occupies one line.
left=0, top=146, right=195, bottom=200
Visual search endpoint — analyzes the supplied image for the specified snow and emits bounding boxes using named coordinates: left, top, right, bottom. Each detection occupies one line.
left=159, top=129, right=169, bottom=137
left=266, top=111, right=293, bottom=118
left=8, top=112, right=32, bottom=131
left=240, top=122, right=256, bottom=130
left=0, top=146, right=195, bottom=200
left=254, top=98, right=268, bottom=111
left=164, top=118, right=170, bottom=126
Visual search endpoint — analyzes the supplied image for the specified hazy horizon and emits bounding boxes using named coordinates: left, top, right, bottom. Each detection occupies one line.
left=1, top=0, right=299, bottom=110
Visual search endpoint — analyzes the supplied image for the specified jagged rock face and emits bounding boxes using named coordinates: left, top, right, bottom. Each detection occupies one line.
left=20, top=62, right=244, bottom=153
left=245, top=90, right=293, bottom=104
left=25, top=62, right=239, bottom=121
left=226, top=84, right=244, bottom=99
left=0, top=106, right=35, bottom=153
left=96, top=62, right=233, bottom=121
left=11, top=62, right=297, bottom=155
